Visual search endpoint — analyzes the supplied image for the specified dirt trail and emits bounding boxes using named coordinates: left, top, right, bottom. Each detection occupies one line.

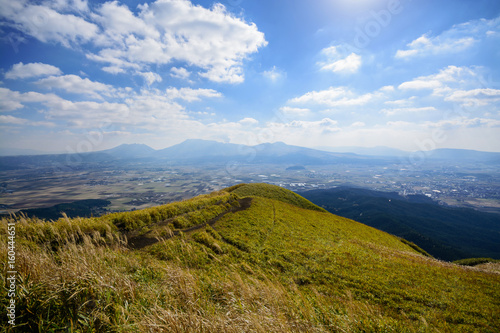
left=128, top=197, right=252, bottom=250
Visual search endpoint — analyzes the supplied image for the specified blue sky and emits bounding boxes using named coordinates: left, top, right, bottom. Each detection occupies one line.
left=1, top=0, right=500, bottom=153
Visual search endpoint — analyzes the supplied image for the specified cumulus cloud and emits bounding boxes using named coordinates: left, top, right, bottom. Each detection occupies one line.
left=0, top=87, right=58, bottom=112
left=1, top=0, right=267, bottom=84
left=445, top=88, right=500, bottom=107
left=0, top=0, right=98, bottom=47
left=398, top=66, right=473, bottom=91
left=165, top=87, right=222, bottom=102
left=397, top=66, right=500, bottom=108
left=381, top=106, right=437, bottom=116
left=5, top=62, right=62, bottom=79
left=398, top=79, right=443, bottom=90
left=48, top=0, right=89, bottom=13
left=289, top=86, right=375, bottom=107
left=89, top=0, right=267, bottom=83
left=0, top=115, right=28, bottom=125
left=239, top=117, right=258, bottom=125
left=268, top=118, right=339, bottom=133
left=36, top=74, right=115, bottom=99
left=279, top=106, right=311, bottom=117
left=319, top=46, right=361, bottom=74
left=395, top=16, right=499, bottom=59
left=0, top=114, right=56, bottom=127
left=170, top=67, right=191, bottom=80
left=138, top=72, right=163, bottom=86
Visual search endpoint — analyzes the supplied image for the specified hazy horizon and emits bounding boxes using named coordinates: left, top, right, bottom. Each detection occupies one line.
left=4, top=138, right=500, bottom=157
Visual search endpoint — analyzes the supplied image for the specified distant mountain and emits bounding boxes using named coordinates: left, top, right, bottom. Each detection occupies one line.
left=154, top=139, right=377, bottom=165
left=2, top=140, right=499, bottom=170
left=316, top=146, right=500, bottom=163
left=154, top=139, right=246, bottom=160
left=0, top=148, right=62, bottom=156
left=316, top=146, right=410, bottom=157
left=103, top=143, right=155, bottom=158
left=299, top=186, right=500, bottom=261
left=425, top=148, right=500, bottom=163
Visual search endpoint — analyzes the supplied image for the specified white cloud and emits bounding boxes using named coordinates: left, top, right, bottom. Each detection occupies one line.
left=246, top=118, right=343, bottom=147
left=47, top=0, right=89, bottom=13
left=0, top=88, right=24, bottom=112
left=0, top=0, right=98, bottom=47
left=0, top=87, right=58, bottom=112
left=91, top=1, right=158, bottom=43
left=398, top=66, right=474, bottom=91
left=395, top=16, right=500, bottom=59
left=0, top=115, right=56, bottom=127
left=319, top=46, right=361, bottom=74
left=165, top=87, right=222, bottom=102
left=170, top=67, right=191, bottom=80
left=0, top=115, right=28, bottom=125
left=379, top=86, right=395, bottom=93
left=422, top=117, right=500, bottom=129
left=262, top=66, right=285, bottom=82
left=384, top=97, right=416, bottom=106
left=90, top=0, right=267, bottom=83
left=279, top=106, right=311, bottom=117
left=0, top=86, right=224, bottom=136
left=30, top=120, right=56, bottom=127
left=381, top=106, right=437, bottom=116
left=36, top=75, right=114, bottom=99
left=269, top=118, right=339, bottom=132
left=239, top=117, right=258, bottom=125
left=5, top=62, right=62, bottom=79
left=1, top=0, right=267, bottom=84
left=101, top=66, right=126, bottom=74
left=397, top=66, right=500, bottom=109
left=289, top=86, right=375, bottom=107
left=445, top=88, right=500, bottom=107
left=138, top=72, right=163, bottom=86
left=398, top=79, right=443, bottom=90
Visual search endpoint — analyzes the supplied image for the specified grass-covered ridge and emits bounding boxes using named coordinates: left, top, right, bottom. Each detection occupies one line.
left=1, top=184, right=499, bottom=332
left=226, top=182, right=327, bottom=212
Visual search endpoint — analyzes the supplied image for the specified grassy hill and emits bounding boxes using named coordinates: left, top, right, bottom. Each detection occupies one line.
left=1, top=183, right=499, bottom=332
left=299, top=187, right=500, bottom=261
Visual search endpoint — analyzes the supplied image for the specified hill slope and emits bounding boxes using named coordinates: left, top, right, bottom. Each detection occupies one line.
left=1, top=184, right=499, bottom=332
left=299, top=187, right=500, bottom=261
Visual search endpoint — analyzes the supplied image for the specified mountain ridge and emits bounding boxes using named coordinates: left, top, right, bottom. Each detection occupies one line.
left=2, top=140, right=500, bottom=167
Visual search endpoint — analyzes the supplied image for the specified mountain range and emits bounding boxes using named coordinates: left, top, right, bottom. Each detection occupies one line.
left=2, top=139, right=499, bottom=170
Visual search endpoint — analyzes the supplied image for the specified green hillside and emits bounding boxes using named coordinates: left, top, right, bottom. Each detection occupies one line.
left=300, top=187, right=500, bottom=261
left=1, top=184, right=499, bottom=332
left=226, top=182, right=327, bottom=212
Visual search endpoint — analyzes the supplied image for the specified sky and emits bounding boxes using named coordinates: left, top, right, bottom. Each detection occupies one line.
left=1, top=0, right=500, bottom=154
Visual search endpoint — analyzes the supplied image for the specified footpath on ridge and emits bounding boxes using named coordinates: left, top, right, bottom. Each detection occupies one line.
left=128, top=197, right=252, bottom=249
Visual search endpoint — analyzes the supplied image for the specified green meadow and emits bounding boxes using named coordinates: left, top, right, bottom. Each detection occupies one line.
left=1, top=183, right=499, bottom=332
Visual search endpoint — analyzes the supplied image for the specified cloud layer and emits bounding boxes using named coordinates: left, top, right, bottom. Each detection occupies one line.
left=0, top=0, right=267, bottom=83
